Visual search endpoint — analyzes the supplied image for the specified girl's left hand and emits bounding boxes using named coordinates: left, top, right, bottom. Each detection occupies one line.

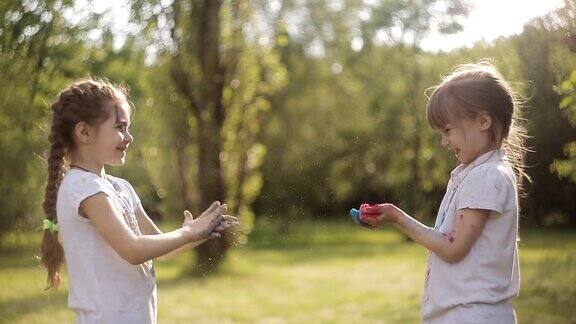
left=183, top=210, right=239, bottom=239
left=359, top=203, right=400, bottom=228
left=210, top=215, right=240, bottom=238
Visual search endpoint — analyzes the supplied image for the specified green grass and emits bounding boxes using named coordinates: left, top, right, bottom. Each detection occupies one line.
left=1, top=221, right=575, bottom=323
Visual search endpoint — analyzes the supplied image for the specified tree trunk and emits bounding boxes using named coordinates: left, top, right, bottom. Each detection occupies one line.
left=195, top=117, right=229, bottom=272
left=175, top=140, right=195, bottom=210
left=193, top=0, right=231, bottom=273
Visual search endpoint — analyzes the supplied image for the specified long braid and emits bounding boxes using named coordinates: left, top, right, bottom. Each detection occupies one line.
left=41, top=102, right=68, bottom=291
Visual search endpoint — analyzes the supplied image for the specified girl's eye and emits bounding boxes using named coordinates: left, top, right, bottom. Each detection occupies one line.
left=444, top=128, right=451, bottom=134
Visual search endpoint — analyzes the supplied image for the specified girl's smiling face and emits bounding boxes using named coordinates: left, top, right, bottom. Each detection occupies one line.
left=92, top=101, right=134, bottom=166
left=439, top=112, right=494, bottom=165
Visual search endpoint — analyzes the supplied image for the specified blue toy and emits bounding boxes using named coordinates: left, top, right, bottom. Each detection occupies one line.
left=349, top=208, right=361, bottom=223
left=349, top=207, right=373, bottom=228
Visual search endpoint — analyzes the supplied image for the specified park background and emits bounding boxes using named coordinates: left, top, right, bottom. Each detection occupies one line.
left=1, top=0, right=575, bottom=322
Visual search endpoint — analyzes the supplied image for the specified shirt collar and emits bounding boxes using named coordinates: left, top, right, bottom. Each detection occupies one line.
left=450, top=148, right=507, bottom=186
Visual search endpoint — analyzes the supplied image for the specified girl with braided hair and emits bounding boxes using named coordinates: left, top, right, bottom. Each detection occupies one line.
left=41, top=79, right=238, bottom=323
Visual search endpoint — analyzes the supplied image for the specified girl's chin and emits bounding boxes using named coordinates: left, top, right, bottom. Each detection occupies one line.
left=108, top=158, right=126, bottom=166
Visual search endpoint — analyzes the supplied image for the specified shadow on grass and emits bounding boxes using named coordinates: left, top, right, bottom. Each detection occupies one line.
left=518, top=226, right=576, bottom=249
left=0, top=290, right=68, bottom=322
left=2, top=223, right=572, bottom=322
left=153, top=241, right=423, bottom=292
left=240, top=241, right=415, bottom=266
left=519, top=253, right=576, bottom=302
left=0, top=245, right=43, bottom=269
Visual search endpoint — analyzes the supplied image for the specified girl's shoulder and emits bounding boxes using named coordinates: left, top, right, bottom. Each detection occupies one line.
left=57, top=170, right=115, bottom=216
left=59, top=170, right=140, bottom=203
left=465, top=161, right=516, bottom=189
left=60, top=169, right=106, bottom=193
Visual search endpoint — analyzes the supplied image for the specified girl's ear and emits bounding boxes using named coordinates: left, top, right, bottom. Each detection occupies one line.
left=478, top=112, right=492, bottom=132
left=74, top=122, right=93, bottom=144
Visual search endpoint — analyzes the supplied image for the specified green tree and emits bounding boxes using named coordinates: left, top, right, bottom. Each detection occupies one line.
left=552, top=1, right=576, bottom=191
left=255, top=0, right=469, bottom=229
left=514, top=14, right=576, bottom=225
left=0, top=0, right=98, bottom=236
left=554, top=70, right=576, bottom=184
left=131, top=0, right=285, bottom=272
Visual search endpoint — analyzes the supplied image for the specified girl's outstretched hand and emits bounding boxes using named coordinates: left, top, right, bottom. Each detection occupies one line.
left=211, top=214, right=240, bottom=237
left=182, top=201, right=225, bottom=241
left=359, top=203, right=400, bottom=228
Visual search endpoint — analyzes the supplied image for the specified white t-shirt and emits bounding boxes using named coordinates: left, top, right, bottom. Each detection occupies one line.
left=422, top=149, right=520, bottom=321
left=57, top=169, right=157, bottom=324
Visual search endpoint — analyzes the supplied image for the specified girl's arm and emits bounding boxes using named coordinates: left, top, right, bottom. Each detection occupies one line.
left=134, top=204, right=163, bottom=235
left=134, top=204, right=206, bottom=260
left=361, top=204, right=489, bottom=263
left=135, top=205, right=239, bottom=261
left=81, top=194, right=225, bottom=265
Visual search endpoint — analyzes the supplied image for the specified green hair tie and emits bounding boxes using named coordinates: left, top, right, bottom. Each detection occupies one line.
left=42, top=219, right=59, bottom=233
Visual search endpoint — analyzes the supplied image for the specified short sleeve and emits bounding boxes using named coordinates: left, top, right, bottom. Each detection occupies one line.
left=456, top=165, right=512, bottom=214
left=69, top=174, right=114, bottom=217
left=120, top=178, right=143, bottom=211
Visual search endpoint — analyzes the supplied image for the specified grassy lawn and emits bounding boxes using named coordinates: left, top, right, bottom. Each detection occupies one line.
left=0, top=221, right=575, bottom=323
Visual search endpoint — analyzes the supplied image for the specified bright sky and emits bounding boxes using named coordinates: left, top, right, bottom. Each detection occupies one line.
left=421, top=0, right=565, bottom=52
left=76, top=0, right=564, bottom=52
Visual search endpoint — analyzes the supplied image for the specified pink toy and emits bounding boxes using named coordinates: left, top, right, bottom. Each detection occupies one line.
left=349, top=203, right=384, bottom=228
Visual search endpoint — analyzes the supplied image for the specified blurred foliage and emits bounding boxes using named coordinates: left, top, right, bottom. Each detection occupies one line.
left=554, top=70, right=576, bottom=183
left=552, top=1, right=576, bottom=186
left=0, top=0, right=575, bottom=245
left=0, top=0, right=104, bottom=235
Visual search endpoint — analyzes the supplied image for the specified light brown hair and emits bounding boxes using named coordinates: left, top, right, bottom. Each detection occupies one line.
left=41, top=78, right=129, bottom=291
left=426, top=61, right=529, bottom=187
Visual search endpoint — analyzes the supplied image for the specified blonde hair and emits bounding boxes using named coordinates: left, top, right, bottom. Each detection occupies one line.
left=42, top=78, right=129, bottom=291
left=426, top=61, right=530, bottom=188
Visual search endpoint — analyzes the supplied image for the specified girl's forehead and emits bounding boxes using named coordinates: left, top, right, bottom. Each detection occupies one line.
left=429, top=89, right=465, bottom=128
left=100, top=101, right=131, bottom=125
left=114, top=101, right=131, bottom=121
